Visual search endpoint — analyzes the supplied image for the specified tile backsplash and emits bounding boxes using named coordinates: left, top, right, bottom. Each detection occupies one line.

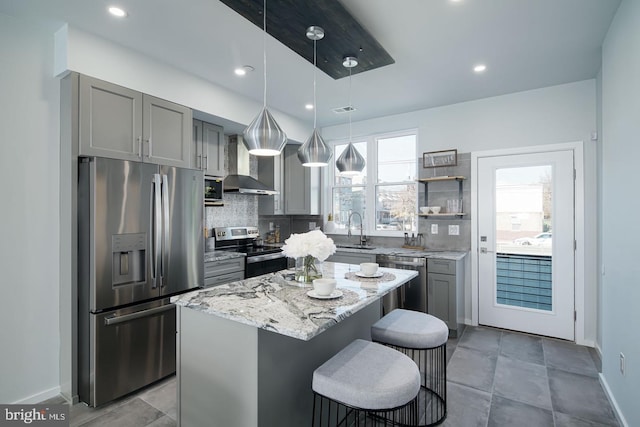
left=205, top=135, right=258, bottom=230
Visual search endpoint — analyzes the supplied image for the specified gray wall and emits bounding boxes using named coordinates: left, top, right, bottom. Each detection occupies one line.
left=601, top=0, right=640, bottom=424
left=0, top=13, right=61, bottom=403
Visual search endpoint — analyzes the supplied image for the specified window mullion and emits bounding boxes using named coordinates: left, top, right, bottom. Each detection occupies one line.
left=366, top=137, right=377, bottom=235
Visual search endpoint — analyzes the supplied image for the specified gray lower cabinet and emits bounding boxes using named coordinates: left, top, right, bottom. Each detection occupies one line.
left=326, top=251, right=376, bottom=265
left=204, top=257, right=245, bottom=288
left=79, top=74, right=191, bottom=167
left=192, top=120, right=224, bottom=176
left=427, top=258, right=465, bottom=337
left=283, top=144, right=320, bottom=215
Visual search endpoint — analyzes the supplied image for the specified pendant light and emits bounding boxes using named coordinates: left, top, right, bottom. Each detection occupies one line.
left=336, top=56, right=365, bottom=175
left=242, top=0, right=287, bottom=156
left=298, top=26, right=332, bottom=167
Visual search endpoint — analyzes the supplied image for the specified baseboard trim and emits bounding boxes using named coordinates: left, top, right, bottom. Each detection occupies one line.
left=594, top=342, right=603, bottom=360
left=599, top=373, right=629, bottom=427
left=12, top=386, right=62, bottom=404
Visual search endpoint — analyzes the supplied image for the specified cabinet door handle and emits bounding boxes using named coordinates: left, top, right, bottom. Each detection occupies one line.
left=196, top=154, right=202, bottom=169
left=147, top=139, right=152, bottom=158
left=137, top=137, right=142, bottom=158
left=203, top=155, right=208, bottom=171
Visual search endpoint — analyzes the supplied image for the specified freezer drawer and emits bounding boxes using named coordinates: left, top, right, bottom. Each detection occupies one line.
left=83, top=299, right=176, bottom=407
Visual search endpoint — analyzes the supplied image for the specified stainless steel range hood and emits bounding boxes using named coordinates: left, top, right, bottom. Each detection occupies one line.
left=224, top=135, right=279, bottom=195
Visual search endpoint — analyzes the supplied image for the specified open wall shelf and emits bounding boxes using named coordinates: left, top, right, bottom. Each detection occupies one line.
left=417, top=176, right=466, bottom=216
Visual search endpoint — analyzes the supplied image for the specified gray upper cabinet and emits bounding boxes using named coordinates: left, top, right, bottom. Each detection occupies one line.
left=79, top=75, right=143, bottom=161
left=142, top=95, right=191, bottom=168
left=192, top=120, right=224, bottom=176
left=258, top=153, right=284, bottom=215
left=79, top=75, right=191, bottom=168
left=283, top=144, right=321, bottom=215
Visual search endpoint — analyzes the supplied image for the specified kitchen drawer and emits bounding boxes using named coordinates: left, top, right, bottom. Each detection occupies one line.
left=427, top=258, right=456, bottom=275
left=204, top=257, right=245, bottom=278
left=204, top=271, right=245, bottom=288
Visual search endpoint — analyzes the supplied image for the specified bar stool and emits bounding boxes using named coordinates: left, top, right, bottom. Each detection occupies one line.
left=371, top=309, right=448, bottom=426
left=312, top=339, right=421, bottom=426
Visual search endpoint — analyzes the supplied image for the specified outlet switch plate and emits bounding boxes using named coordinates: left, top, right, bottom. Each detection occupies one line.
left=431, top=224, right=438, bottom=234
left=309, top=222, right=316, bottom=230
left=448, top=225, right=460, bottom=236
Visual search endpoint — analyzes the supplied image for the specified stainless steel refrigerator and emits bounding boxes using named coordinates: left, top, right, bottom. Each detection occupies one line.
left=78, top=157, right=203, bottom=407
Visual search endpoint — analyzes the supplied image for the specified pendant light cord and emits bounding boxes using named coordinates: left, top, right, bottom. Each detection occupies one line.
left=263, top=0, right=267, bottom=108
left=348, top=66, right=352, bottom=143
left=313, top=38, right=318, bottom=129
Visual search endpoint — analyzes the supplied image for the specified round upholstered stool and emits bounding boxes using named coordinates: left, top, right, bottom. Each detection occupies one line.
left=312, top=339, right=421, bottom=426
left=371, top=309, right=449, bottom=426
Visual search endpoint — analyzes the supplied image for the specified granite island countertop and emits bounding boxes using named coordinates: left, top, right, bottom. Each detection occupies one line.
left=171, top=262, right=417, bottom=341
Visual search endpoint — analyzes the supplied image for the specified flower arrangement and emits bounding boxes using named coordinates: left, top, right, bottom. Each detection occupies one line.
left=281, top=230, right=336, bottom=283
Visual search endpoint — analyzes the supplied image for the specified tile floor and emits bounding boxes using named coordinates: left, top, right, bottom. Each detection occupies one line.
left=45, top=326, right=619, bottom=427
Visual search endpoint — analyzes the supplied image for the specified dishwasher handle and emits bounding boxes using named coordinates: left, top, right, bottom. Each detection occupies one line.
left=379, top=260, right=425, bottom=268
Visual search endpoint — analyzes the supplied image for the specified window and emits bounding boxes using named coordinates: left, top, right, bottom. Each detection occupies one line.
left=329, top=131, right=417, bottom=236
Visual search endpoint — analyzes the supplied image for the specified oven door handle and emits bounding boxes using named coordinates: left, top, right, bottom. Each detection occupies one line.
left=246, top=253, right=285, bottom=263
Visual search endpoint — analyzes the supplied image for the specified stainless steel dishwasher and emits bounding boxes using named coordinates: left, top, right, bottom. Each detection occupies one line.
left=377, top=254, right=427, bottom=316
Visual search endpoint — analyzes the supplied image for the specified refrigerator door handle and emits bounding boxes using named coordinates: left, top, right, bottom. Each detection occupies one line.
left=103, top=304, right=174, bottom=326
left=151, top=174, right=162, bottom=288
left=160, top=174, right=170, bottom=287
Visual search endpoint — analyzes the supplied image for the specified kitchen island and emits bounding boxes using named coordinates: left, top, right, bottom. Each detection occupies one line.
left=171, top=262, right=418, bottom=427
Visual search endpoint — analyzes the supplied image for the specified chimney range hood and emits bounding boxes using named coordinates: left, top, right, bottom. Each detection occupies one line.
left=224, top=135, right=279, bottom=195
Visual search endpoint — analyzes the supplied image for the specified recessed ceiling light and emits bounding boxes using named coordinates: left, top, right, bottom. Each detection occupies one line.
left=305, top=104, right=314, bottom=110
left=108, top=6, right=127, bottom=17
left=234, top=65, right=254, bottom=76
left=473, top=64, right=487, bottom=73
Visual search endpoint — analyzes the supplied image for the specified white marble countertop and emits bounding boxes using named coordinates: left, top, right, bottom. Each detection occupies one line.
left=171, top=262, right=418, bottom=341
left=333, top=246, right=467, bottom=260
left=204, top=251, right=246, bottom=263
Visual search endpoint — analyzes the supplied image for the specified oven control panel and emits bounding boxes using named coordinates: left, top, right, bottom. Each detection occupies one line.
left=214, top=226, right=260, bottom=241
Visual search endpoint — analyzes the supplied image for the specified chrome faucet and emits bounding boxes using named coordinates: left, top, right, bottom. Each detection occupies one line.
left=347, top=212, right=366, bottom=246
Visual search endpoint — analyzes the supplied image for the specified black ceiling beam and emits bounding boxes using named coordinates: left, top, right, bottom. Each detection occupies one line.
left=219, top=0, right=395, bottom=79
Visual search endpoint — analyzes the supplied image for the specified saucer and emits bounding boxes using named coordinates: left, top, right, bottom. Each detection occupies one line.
left=355, top=271, right=384, bottom=278
left=307, top=290, right=343, bottom=300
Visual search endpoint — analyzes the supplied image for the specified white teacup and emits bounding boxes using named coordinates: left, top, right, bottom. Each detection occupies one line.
left=431, top=206, right=441, bottom=214
left=313, top=278, right=337, bottom=296
left=360, top=262, right=379, bottom=276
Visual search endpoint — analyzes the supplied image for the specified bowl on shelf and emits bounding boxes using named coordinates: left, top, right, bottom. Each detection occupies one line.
left=419, top=206, right=431, bottom=214
left=431, top=206, right=441, bottom=214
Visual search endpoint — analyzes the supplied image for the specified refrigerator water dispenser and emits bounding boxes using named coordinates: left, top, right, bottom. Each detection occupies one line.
left=111, top=233, right=146, bottom=286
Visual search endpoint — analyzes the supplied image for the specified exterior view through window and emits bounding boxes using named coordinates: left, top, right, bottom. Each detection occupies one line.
left=495, top=165, right=553, bottom=311
left=331, top=132, right=417, bottom=235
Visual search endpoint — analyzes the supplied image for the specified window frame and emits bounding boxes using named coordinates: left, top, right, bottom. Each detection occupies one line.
left=325, top=129, right=418, bottom=237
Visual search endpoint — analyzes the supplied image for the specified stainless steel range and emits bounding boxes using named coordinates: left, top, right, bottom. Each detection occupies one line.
left=213, top=226, right=287, bottom=278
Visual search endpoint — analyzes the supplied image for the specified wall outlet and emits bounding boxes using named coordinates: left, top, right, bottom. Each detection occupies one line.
left=620, top=353, right=625, bottom=375
left=431, top=224, right=438, bottom=234
left=448, top=225, right=459, bottom=236
left=309, top=222, right=316, bottom=230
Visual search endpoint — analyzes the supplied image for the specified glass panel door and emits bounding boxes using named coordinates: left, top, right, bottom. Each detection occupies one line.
left=478, top=151, right=574, bottom=340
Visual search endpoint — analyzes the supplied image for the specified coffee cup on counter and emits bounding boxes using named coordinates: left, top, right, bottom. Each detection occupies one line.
left=360, top=262, right=379, bottom=276
left=313, top=278, right=337, bottom=296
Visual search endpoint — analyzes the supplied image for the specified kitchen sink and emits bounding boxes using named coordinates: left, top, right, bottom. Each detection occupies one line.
left=336, top=244, right=376, bottom=250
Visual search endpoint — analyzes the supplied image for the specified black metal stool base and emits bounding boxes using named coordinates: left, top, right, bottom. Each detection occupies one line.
left=375, top=343, right=447, bottom=426
left=312, top=392, right=419, bottom=427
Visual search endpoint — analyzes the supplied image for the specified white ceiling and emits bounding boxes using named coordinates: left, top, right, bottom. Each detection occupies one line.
left=1, top=0, right=621, bottom=131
